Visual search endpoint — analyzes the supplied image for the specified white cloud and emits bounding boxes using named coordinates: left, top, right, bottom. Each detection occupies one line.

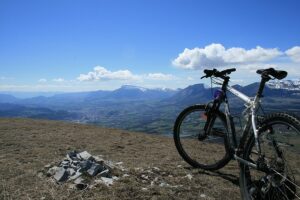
left=77, top=66, right=140, bottom=81
left=38, top=78, right=47, bottom=83
left=52, top=78, right=65, bottom=82
left=187, top=77, right=194, bottom=81
left=172, top=43, right=282, bottom=69
left=147, top=73, right=174, bottom=80
left=0, top=76, right=13, bottom=80
left=285, top=46, right=300, bottom=62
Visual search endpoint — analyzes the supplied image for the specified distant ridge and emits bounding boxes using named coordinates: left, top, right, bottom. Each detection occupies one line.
left=0, top=83, right=299, bottom=135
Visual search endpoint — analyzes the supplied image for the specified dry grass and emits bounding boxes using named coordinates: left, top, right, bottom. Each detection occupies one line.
left=0, top=118, right=241, bottom=200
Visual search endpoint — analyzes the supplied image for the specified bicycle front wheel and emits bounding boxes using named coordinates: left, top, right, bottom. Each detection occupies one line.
left=173, top=104, right=231, bottom=170
left=240, top=113, right=300, bottom=200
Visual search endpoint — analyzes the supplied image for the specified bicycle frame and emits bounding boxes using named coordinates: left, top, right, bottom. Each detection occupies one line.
left=212, top=77, right=263, bottom=169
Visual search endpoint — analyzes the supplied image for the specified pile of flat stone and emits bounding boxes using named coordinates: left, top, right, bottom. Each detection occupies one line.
left=44, top=150, right=120, bottom=190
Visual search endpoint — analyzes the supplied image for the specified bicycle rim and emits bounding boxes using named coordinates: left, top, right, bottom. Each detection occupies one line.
left=241, top=118, right=300, bottom=200
left=174, top=105, right=230, bottom=170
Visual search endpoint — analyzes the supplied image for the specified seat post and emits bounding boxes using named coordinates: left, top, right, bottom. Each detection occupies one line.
left=257, top=75, right=271, bottom=98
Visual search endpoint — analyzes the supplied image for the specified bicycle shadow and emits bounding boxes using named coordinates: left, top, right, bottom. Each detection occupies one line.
left=185, top=167, right=240, bottom=186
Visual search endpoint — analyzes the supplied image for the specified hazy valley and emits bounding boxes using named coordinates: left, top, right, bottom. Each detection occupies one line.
left=0, top=82, right=300, bottom=135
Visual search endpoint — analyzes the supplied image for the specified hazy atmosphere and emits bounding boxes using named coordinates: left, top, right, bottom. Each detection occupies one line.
left=1, top=1, right=300, bottom=200
left=1, top=0, right=300, bottom=92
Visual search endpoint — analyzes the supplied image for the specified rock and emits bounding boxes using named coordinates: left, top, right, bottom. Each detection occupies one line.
left=37, top=172, right=44, bottom=178
left=69, top=171, right=82, bottom=180
left=98, top=169, right=110, bottom=178
left=67, top=168, right=76, bottom=176
left=159, top=182, right=170, bottom=187
left=61, top=160, right=70, bottom=169
left=150, top=181, right=155, bottom=186
left=74, top=177, right=84, bottom=184
left=53, top=167, right=68, bottom=182
left=141, top=174, right=149, bottom=180
left=62, top=159, right=70, bottom=165
left=151, top=177, right=159, bottom=186
left=100, top=177, right=114, bottom=186
left=42, top=150, right=120, bottom=189
left=153, top=167, right=160, bottom=171
left=71, top=160, right=79, bottom=168
left=87, top=163, right=103, bottom=176
left=46, top=166, right=58, bottom=177
left=200, top=194, right=206, bottom=198
left=185, top=174, right=193, bottom=180
left=103, top=161, right=116, bottom=170
left=78, top=151, right=92, bottom=160
left=122, top=174, right=130, bottom=178
left=93, top=155, right=104, bottom=163
left=68, top=184, right=76, bottom=189
left=67, top=151, right=77, bottom=161
left=44, top=164, right=52, bottom=168
left=79, top=160, right=93, bottom=171
left=146, top=169, right=153, bottom=174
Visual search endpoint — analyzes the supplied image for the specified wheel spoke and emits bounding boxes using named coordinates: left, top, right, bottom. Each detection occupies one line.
left=283, top=182, right=300, bottom=199
left=240, top=113, right=300, bottom=200
left=276, top=186, right=289, bottom=200
left=174, top=105, right=230, bottom=169
left=272, top=168, right=300, bottom=190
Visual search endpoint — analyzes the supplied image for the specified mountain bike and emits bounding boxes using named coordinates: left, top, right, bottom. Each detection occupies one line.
left=173, top=68, right=300, bottom=199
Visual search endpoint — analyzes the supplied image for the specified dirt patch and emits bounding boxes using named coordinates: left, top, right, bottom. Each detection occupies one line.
left=0, top=118, right=241, bottom=199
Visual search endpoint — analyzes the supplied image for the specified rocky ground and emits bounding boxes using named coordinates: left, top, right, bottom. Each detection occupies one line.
left=0, top=118, right=241, bottom=200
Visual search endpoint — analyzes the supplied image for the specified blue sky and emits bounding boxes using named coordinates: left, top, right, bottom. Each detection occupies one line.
left=1, top=0, right=300, bottom=92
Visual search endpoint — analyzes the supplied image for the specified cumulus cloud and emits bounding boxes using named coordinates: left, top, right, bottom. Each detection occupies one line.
left=77, top=66, right=178, bottom=82
left=285, top=46, right=300, bottom=62
left=38, top=78, right=47, bottom=83
left=52, top=78, right=65, bottom=82
left=187, top=77, right=194, bottom=81
left=147, top=73, right=174, bottom=80
left=77, top=66, right=140, bottom=81
left=172, top=43, right=282, bottom=69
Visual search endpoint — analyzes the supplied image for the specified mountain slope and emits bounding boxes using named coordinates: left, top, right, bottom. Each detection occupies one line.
left=104, top=85, right=176, bottom=101
left=0, top=118, right=240, bottom=200
left=0, top=83, right=299, bottom=135
left=0, top=103, right=80, bottom=120
left=165, top=84, right=212, bottom=105
left=0, top=94, right=18, bottom=103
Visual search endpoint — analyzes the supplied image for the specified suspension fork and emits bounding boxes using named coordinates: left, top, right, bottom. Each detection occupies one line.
left=200, top=102, right=218, bottom=139
left=224, top=101, right=238, bottom=151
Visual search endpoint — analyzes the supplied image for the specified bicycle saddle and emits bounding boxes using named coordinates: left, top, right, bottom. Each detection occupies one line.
left=256, top=68, right=287, bottom=80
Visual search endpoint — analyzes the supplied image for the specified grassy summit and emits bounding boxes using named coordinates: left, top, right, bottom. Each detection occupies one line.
left=0, top=118, right=240, bottom=200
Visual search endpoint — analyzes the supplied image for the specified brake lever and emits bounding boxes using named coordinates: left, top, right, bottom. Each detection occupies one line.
left=200, top=75, right=207, bottom=79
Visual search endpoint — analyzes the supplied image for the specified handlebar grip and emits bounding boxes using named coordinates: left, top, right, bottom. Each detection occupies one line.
left=203, top=69, right=216, bottom=77
left=222, top=68, right=236, bottom=74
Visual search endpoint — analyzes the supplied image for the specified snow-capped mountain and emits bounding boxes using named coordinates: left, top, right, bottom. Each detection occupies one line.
left=267, top=80, right=300, bottom=90
left=106, top=85, right=177, bottom=100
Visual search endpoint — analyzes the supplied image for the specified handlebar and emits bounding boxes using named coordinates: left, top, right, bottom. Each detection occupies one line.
left=201, top=68, right=236, bottom=79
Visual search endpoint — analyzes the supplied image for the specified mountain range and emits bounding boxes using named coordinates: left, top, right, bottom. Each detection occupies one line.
left=0, top=82, right=299, bottom=134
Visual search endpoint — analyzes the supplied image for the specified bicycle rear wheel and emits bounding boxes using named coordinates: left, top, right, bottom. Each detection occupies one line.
left=173, top=104, right=231, bottom=170
left=240, top=113, right=300, bottom=200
